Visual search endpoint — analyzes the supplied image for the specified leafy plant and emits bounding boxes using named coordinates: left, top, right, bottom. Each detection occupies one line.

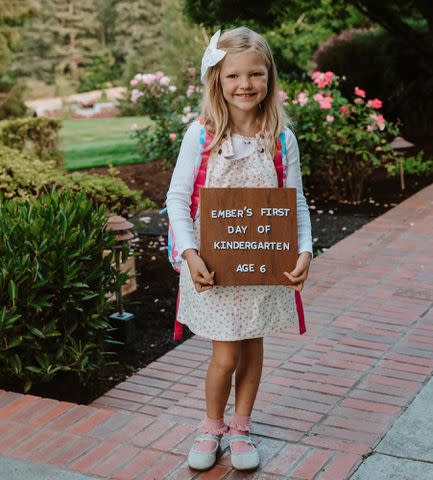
left=284, top=71, right=404, bottom=201
left=0, top=145, right=151, bottom=214
left=1, top=117, right=62, bottom=164
left=0, top=189, right=131, bottom=392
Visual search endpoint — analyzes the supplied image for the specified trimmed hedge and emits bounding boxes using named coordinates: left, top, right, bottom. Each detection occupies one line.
left=0, top=145, right=153, bottom=215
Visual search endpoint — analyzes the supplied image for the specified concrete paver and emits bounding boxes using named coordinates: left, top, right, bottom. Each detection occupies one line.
left=0, top=456, right=99, bottom=480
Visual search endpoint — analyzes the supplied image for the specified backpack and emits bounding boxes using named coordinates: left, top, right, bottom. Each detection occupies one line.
left=164, top=119, right=306, bottom=340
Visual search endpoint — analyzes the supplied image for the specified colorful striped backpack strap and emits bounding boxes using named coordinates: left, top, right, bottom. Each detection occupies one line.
left=173, top=120, right=213, bottom=341
left=276, top=129, right=306, bottom=335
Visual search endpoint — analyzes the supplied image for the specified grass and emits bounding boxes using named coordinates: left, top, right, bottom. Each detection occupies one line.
left=59, top=116, right=150, bottom=170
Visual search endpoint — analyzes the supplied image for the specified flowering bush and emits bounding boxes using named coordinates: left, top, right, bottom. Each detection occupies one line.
left=128, top=70, right=178, bottom=118
left=284, top=71, right=402, bottom=201
left=129, top=67, right=202, bottom=165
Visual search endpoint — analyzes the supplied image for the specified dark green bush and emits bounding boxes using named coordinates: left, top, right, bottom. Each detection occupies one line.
left=1, top=117, right=62, bottom=164
left=0, top=145, right=152, bottom=214
left=314, top=29, right=433, bottom=137
left=0, top=190, right=130, bottom=392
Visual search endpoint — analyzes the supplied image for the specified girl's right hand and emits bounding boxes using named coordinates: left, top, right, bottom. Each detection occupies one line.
left=183, top=249, right=215, bottom=293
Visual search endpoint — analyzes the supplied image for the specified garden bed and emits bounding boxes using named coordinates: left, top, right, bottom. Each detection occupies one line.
left=3, top=159, right=433, bottom=404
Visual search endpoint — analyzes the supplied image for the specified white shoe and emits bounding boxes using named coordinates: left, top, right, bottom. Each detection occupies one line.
left=229, top=434, right=260, bottom=470
left=187, top=433, right=222, bottom=470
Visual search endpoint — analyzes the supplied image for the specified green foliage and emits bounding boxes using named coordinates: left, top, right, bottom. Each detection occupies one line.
left=0, top=79, right=27, bottom=120
left=128, top=68, right=202, bottom=165
left=1, top=116, right=62, bottom=163
left=79, top=51, right=119, bottom=92
left=0, top=189, right=129, bottom=391
left=0, top=145, right=149, bottom=214
left=284, top=72, right=401, bottom=201
left=159, top=0, right=205, bottom=79
left=132, top=113, right=190, bottom=166
left=385, top=151, right=433, bottom=177
left=314, top=29, right=433, bottom=137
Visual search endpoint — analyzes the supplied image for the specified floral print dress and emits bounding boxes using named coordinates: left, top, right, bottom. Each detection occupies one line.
left=177, top=133, right=297, bottom=341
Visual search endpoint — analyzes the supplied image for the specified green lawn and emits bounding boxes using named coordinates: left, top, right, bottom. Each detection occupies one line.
left=60, top=116, right=150, bottom=170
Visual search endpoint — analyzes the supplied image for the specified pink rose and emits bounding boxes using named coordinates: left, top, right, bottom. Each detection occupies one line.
left=130, top=79, right=138, bottom=86
left=142, top=74, right=156, bottom=85
left=297, top=92, right=308, bottom=106
left=159, top=75, right=171, bottom=86
left=367, top=98, right=383, bottom=109
left=311, top=70, right=334, bottom=87
left=354, top=97, right=364, bottom=104
left=155, top=70, right=164, bottom=78
left=354, top=86, right=366, bottom=98
left=169, top=133, right=177, bottom=141
left=314, top=92, right=333, bottom=109
left=326, top=114, right=334, bottom=123
left=366, top=124, right=377, bottom=132
left=278, top=90, right=288, bottom=102
left=130, top=89, right=143, bottom=104
left=339, top=104, right=350, bottom=116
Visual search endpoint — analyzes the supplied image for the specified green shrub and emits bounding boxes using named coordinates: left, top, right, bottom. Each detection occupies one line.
left=1, top=117, right=62, bottom=164
left=314, top=29, right=433, bottom=137
left=0, top=190, right=130, bottom=392
left=0, top=145, right=151, bottom=215
left=284, top=71, right=401, bottom=201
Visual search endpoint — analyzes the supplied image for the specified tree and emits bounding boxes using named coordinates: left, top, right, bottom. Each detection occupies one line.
left=183, top=0, right=433, bottom=73
left=114, top=0, right=163, bottom=75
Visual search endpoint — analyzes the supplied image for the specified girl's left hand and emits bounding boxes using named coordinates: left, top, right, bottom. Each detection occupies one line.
left=283, top=252, right=312, bottom=292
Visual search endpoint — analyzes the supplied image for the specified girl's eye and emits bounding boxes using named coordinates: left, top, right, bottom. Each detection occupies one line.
left=227, top=74, right=238, bottom=79
left=251, top=72, right=264, bottom=77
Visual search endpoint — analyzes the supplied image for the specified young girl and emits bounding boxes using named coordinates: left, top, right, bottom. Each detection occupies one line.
left=166, top=27, right=312, bottom=471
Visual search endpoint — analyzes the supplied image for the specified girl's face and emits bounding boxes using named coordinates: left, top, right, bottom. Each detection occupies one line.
left=219, top=51, right=269, bottom=116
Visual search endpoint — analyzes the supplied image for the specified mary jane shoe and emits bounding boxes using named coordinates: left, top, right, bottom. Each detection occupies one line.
left=229, top=434, right=260, bottom=470
left=187, top=433, right=222, bottom=470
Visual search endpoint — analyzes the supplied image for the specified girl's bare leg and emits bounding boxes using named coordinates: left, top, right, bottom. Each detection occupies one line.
left=234, top=337, right=263, bottom=415
left=205, top=340, right=241, bottom=418
left=228, top=337, right=263, bottom=452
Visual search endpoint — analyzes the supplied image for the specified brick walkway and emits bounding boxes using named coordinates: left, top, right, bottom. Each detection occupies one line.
left=1, top=184, right=433, bottom=479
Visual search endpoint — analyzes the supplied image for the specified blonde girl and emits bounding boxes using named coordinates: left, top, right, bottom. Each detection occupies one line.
left=166, top=27, right=312, bottom=471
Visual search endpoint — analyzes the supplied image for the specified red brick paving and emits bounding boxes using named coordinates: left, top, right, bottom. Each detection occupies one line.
left=0, top=184, right=432, bottom=479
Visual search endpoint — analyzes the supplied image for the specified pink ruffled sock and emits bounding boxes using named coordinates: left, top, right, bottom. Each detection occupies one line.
left=195, top=416, right=228, bottom=453
left=228, top=413, right=254, bottom=453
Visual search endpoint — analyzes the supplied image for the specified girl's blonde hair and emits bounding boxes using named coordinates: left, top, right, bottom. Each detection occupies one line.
left=201, top=26, right=288, bottom=154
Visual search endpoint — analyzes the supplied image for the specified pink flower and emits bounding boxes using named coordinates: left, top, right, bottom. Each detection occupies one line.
left=314, top=92, right=333, bottom=109
left=130, top=79, right=138, bottom=86
left=187, top=67, right=196, bottom=77
left=370, top=113, right=385, bottom=130
left=326, top=114, right=334, bottom=123
left=186, top=85, right=195, bottom=97
left=339, top=104, right=350, bottom=116
left=366, top=124, right=377, bottom=132
left=367, top=98, right=383, bottom=109
left=297, top=92, right=308, bottom=106
left=142, top=74, right=156, bottom=85
left=168, top=85, right=177, bottom=92
left=354, top=97, right=364, bottom=104
left=130, top=89, right=143, bottom=104
left=169, top=133, right=177, bottom=141
left=155, top=70, right=164, bottom=78
left=354, top=86, right=366, bottom=98
left=311, top=70, right=334, bottom=88
left=279, top=90, right=288, bottom=102
left=159, top=75, right=171, bottom=86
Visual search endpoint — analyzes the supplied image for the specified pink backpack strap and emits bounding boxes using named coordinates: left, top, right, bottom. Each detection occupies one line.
left=277, top=130, right=306, bottom=335
left=173, top=121, right=213, bottom=341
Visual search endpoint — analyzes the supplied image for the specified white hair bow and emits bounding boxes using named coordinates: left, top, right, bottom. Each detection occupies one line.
left=200, top=30, right=226, bottom=83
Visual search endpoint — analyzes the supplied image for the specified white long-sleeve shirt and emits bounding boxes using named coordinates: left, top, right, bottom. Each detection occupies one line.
left=166, top=121, right=313, bottom=257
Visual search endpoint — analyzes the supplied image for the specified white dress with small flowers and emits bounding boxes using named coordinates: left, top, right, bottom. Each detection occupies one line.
left=177, top=133, right=297, bottom=341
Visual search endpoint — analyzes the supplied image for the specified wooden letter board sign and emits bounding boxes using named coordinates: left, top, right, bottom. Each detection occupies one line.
left=200, top=188, right=297, bottom=285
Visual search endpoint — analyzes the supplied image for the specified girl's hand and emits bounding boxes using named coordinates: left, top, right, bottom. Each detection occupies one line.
left=283, top=252, right=312, bottom=292
left=183, top=249, right=215, bottom=293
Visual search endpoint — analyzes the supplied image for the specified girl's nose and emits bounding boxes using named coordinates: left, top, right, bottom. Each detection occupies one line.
left=240, top=76, right=252, bottom=89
